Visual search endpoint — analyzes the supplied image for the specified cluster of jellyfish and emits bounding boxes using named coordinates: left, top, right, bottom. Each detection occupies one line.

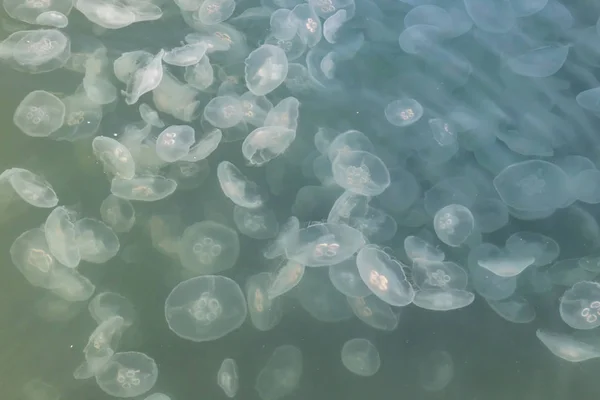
left=7, top=0, right=600, bottom=397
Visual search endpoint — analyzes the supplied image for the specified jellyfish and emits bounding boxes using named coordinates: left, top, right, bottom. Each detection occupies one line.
left=255, top=345, right=302, bottom=400
left=95, top=351, right=158, bottom=397
left=75, top=218, right=120, bottom=264
left=245, top=272, right=283, bottom=331
left=217, top=358, right=239, bottom=398
left=244, top=44, right=289, bottom=95
left=100, top=195, right=136, bottom=233
left=92, top=136, right=136, bottom=179
left=433, top=204, right=475, bottom=247
left=13, top=90, right=65, bottom=137
left=155, top=125, right=196, bottom=162
left=44, top=206, right=80, bottom=268
left=178, top=220, right=239, bottom=274
left=110, top=175, right=177, bottom=202
left=341, top=338, right=380, bottom=377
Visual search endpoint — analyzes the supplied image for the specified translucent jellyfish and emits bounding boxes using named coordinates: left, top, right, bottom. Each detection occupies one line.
left=203, top=96, right=244, bottom=129
left=398, top=25, right=443, bottom=55
left=245, top=272, right=282, bottom=331
left=289, top=3, right=322, bottom=47
left=1, top=168, right=58, bottom=208
left=284, top=222, right=365, bottom=267
left=424, top=177, right=478, bottom=216
left=45, top=206, right=80, bottom=268
left=3, top=0, right=72, bottom=25
left=239, top=91, right=273, bottom=127
left=469, top=197, right=509, bottom=233
left=487, top=294, right=535, bottom=324
left=384, top=98, right=423, bottom=127
left=50, top=263, right=95, bottom=301
left=75, top=0, right=135, bottom=29
left=75, top=218, right=120, bottom=264
left=507, top=45, right=569, bottom=78
left=323, top=10, right=347, bottom=44
left=49, top=89, right=102, bottom=141
left=2, top=29, right=70, bottom=73
left=536, top=330, right=600, bottom=362
left=412, top=259, right=468, bottom=291
left=13, top=90, right=65, bottom=137
left=547, top=259, right=597, bottom=287
left=493, top=160, right=569, bottom=211
left=295, top=268, right=353, bottom=322
left=178, top=221, right=239, bottom=274
left=156, top=125, right=196, bottom=162
left=100, top=195, right=135, bottom=233
left=111, top=176, right=177, bottom=202
left=165, top=275, right=247, bottom=342
left=267, top=260, right=305, bottom=299
left=463, top=0, right=516, bottom=33
left=347, top=295, right=399, bottom=331
left=576, top=87, right=600, bottom=113
left=505, top=231, right=559, bottom=267
left=404, top=5, right=451, bottom=32
left=264, top=97, right=300, bottom=131
left=328, top=257, right=371, bottom=298
left=412, top=289, right=475, bottom=311
left=560, top=281, right=600, bottom=330
left=35, top=292, right=85, bottom=322
left=263, top=216, right=300, bottom=259
left=476, top=244, right=534, bottom=278
left=242, top=126, right=296, bottom=166
left=341, top=338, right=380, bottom=377
left=89, top=291, right=136, bottom=326
left=572, top=169, right=600, bottom=204
left=75, top=315, right=126, bottom=379
left=244, top=44, right=289, bottom=96
left=233, top=206, right=279, bottom=239
left=95, top=351, right=157, bottom=398
left=356, top=245, right=414, bottom=307
left=92, top=136, right=136, bottom=179
left=124, top=49, right=165, bottom=106
left=264, top=34, right=306, bottom=62
left=217, top=161, right=266, bottom=208
left=270, top=9, right=298, bottom=41
left=403, top=235, right=445, bottom=262
left=217, top=358, right=239, bottom=398
left=433, top=204, right=475, bottom=247
left=36, top=11, right=69, bottom=28
left=331, top=150, right=390, bottom=196
left=468, top=244, right=517, bottom=300
left=418, top=350, right=454, bottom=392
left=327, top=190, right=369, bottom=226
left=138, top=103, right=164, bottom=128
left=10, top=227, right=64, bottom=288
left=255, top=345, right=302, bottom=400
left=185, top=55, right=214, bottom=90
left=194, top=0, right=236, bottom=25
left=166, top=160, right=210, bottom=190
left=163, top=42, right=209, bottom=67
left=182, top=129, right=222, bottom=162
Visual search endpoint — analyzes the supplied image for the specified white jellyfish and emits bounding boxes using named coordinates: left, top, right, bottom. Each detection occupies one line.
left=341, top=338, right=380, bottom=377
left=13, top=90, right=65, bottom=137
left=255, top=345, right=302, bottom=400
left=217, top=358, right=239, bottom=398
left=95, top=351, right=158, bottom=398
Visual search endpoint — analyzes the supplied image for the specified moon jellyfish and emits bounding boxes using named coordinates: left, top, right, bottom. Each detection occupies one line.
left=572, top=169, right=600, bottom=204
left=487, top=294, right=536, bottom=323
left=356, top=245, right=414, bottom=307
left=95, top=351, right=157, bottom=398
left=179, top=221, right=239, bottom=274
left=412, top=289, right=475, bottom=311
left=433, top=204, right=475, bottom=247
left=182, top=128, right=222, bottom=162
left=263, top=216, right=300, bottom=259
left=423, top=177, right=477, bottom=216
left=242, top=126, right=296, bottom=166
left=463, top=0, right=516, bottom=33
left=1, top=29, right=70, bottom=73
left=45, top=206, right=80, bottom=268
left=505, top=231, right=559, bottom=267
left=139, top=103, right=164, bottom=128
left=284, top=222, right=365, bottom=267
left=267, top=260, right=305, bottom=299
left=1, top=168, right=58, bottom=208
left=244, top=44, right=288, bottom=96
left=418, top=350, right=454, bottom=391
left=13, top=90, right=65, bottom=137
left=92, top=136, right=136, bottom=179
left=331, top=150, right=390, bottom=196
left=560, top=281, right=600, bottom=330
left=111, top=176, right=177, bottom=202
left=217, top=358, right=239, bottom=398
left=576, top=87, right=600, bottom=113
left=89, top=291, right=136, bottom=326
left=156, top=125, right=196, bottom=162
left=412, top=259, right=468, bottom=290
left=124, top=49, right=165, bottom=106
left=50, top=89, right=102, bottom=141
left=404, top=235, right=445, bottom=262
left=536, top=329, right=600, bottom=362
left=384, top=98, right=423, bottom=127
left=246, top=272, right=283, bottom=331
left=75, top=218, right=120, bottom=264
left=163, top=42, right=209, bottom=67
left=493, top=160, right=569, bottom=211
left=100, top=195, right=135, bottom=233
left=469, top=244, right=517, bottom=300
left=470, top=197, right=509, bottom=233
left=476, top=244, right=534, bottom=277
left=203, top=96, right=244, bottom=129
left=264, top=97, right=300, bottom=131
left=36, top=11, right=69, bottom=28
left=50, top=266, right=95, bottom=302
left=347, top=295, right=399, bottom=331
left=165, top=275, right=247, bottom=342
left=217, top=161, right=266, bottom=208
left=3, top=0, right=72, bottom=25
left=255, top=345, right=302, bottom=400
left=341, top=338, right=380, bottom=377
left=329, top=257, right=371, bottom=298
left=195, top=0, right=236, bottom=25
left=10, top=227, right=63, bottom=288
left=507, top=45, right=569, bottom=78
left=295, top=268, right=353, bottom=321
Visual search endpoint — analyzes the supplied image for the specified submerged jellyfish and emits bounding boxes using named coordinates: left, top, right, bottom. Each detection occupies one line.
left=13, top=90, right=65, bottom=137
left=75, top=218, right=120, bottom=264
left=111, top=176, right=177, bottom=202
left=95, top=351, right=158, bottom=398
left=328, top=257, right=371, bottom=298
left=384, top=98, right=423, bottom=127
left=245, top=44, right=289, bottom=96
left=165, top=275, right=247, bottom=342
left=418, top=350, right=454, bottom=391
left=89, top=291, right=136, bottom=326
left=100, top=195, right=135, bottom=233
left=341, top=338, right=380, bottom=377
left=560, top=281, right=600, bottom=330
left=217, top=161, right=266, bottom=208
left=1, top=168, right=58, bottom=208
left=347, top=295, right=399, bottom=331
left=356, top=245, right=415, bottom=307
left=156, top=125, right=196, bottom=163
left=92, top=136, right=136, bottom=179
left=246, top=272, right=282, bottom=331
left=75, top=315, right=126, bottom=379
left=536, top=330, right=600, bottom=362
left=179, top=221, right=240, bottom=274
left=267, top=260, right=305, bottom=299
left=242, top=126, right=296, bottom=166
left=255, top=345, right=302, bottom=400
left=217, top=358, right=239, bottom=398
left=433, top=204, right=475, bottom=247
left=331, top=150, right=390, bottom=196
left=44, top=206, right=80, bottom=268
